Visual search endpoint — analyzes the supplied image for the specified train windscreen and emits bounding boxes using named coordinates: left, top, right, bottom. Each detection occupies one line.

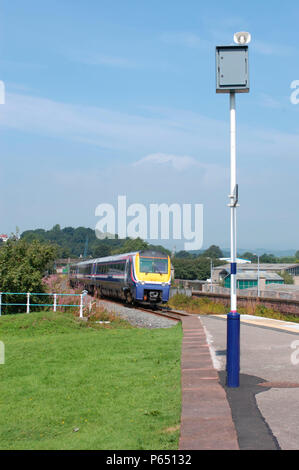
left=139, top=257, right=168, bottom=274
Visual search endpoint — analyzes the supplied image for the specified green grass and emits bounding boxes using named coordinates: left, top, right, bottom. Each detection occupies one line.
left=169, top=293, right=299, bottom=323
left=0, top=311, right=182, bottom=450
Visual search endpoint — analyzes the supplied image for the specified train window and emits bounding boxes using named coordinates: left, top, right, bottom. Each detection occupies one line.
left=139, top=257, right=168, bottom=274
left=119, top=263, right=125, bottom=272
left=108, top=264, right=113, bottom=275
left=98, top=264, right=105, bottom=274
left=94, top=261, right=126, bottom=275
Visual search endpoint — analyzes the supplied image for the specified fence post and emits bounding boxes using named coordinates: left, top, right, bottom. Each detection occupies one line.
left=0, top=293, right=2, bottom=316
left=53, top=294, right=57, bottom=312
left=26, top=293, right=30, bottom=314
left=80, top=294, right=83, bottom=318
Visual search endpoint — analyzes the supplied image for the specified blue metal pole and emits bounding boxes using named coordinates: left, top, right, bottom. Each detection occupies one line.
left=227, top=311, right=240, bottom=387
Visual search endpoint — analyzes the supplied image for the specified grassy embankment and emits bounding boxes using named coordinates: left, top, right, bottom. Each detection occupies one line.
left=168, top=293, right=299, bottom=323
left=0, top=309, right=182, bottom=450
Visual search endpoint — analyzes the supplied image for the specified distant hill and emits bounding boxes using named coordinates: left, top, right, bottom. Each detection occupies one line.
left=16, top=227, right=299, bottom=282
left=237, top=248, right=297, bottom=257
left=198, top=248, right=297, bottom=258
left=20, top=225, right=171, bottom=259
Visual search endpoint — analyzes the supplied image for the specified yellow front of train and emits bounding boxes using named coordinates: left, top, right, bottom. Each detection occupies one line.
left=133, top=251, right=171, bottom=303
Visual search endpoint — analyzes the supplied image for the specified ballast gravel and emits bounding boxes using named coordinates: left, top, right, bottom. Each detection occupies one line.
left=97, top=299, right=177, bottom=329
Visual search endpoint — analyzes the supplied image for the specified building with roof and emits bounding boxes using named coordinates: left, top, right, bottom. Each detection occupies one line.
left=212, top=262, right=299, bottom=285
left=223, top=271, right=284, bottom=290
left=0, top=234, right=8, bottom=243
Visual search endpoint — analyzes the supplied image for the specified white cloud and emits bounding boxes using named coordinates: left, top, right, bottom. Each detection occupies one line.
left=70, top=52, right=135, bottom=68
left=258, top=93, right=283, bottom=109
left=160, top=32, right=210, bottom=49
left=133, top=153, right=227, bottom=188
left=2, top=91, right=299, bottom=249
left=2, top=91, right=299, bottom=166
left=0, top=93, right=227, bottom=156
left=134, top=153, right=200, bottom=171
left=253, top=40, right=295, bottom=57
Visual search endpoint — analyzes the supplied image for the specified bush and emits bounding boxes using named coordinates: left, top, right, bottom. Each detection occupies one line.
left=168, top=294, right=228, bottom=315
left=0, top=240, right=57, bottom=314
left=168, top=294, right=228, bottom=314
left=42, top=275, right=83, bottom=315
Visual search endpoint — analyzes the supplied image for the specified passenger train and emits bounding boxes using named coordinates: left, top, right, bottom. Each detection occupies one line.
left=69, top=250, right=171, bottom=305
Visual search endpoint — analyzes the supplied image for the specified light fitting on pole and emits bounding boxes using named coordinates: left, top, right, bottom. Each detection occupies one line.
left=233, top=31, right=251, bottom=45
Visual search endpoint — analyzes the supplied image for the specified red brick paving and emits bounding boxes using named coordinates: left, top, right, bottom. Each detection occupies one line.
left=179, top=316, right=239, bottom=450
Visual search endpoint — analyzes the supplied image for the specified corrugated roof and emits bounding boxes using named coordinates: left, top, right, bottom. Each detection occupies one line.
left=225, top=271, right=283, bottom=281
left=215, top=263, right=299, bottom=271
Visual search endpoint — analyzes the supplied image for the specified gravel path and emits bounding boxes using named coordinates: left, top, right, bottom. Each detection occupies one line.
left=97, top=298, right=177, bottom=329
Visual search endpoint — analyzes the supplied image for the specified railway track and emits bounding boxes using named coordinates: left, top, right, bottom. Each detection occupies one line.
left=86, top=295, right=191, bottom=323
left=137, top=305, right=191, bottom=322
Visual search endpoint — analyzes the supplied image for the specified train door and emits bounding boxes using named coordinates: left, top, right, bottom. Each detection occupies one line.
left=124, top=259, right=130, bottom=285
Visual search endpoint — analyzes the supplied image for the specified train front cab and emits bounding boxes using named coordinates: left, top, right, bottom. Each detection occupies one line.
left=132, top=251, right=171, bottom=304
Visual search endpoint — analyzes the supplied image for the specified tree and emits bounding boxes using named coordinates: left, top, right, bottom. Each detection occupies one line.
left=91, top=243, right=111, bottom=258
left=147, top=244, right=171, bottom=256
left=173, top=257, right=211, bottom=281
left=111, top=237, right=149, bottom=255
left=0, top=239, right=57, bottom=313
left=20, top=225, right=172, bottom=259
left=260, top=253, right=277, bottom=263
left=203, top=245, right=223, bottom=259
left=175, top=250, right=193, bottom=259
left=241, top=252, right=258, bottom=262
left=279, top=271, right=294, bottom=285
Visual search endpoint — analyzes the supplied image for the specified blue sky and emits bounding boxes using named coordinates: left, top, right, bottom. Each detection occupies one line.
left=1, top=0, right=299, bottom=251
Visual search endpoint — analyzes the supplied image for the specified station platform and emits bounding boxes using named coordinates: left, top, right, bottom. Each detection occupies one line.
left=179, top=316, right=239, bottom=450
left=180, top=313, right=299, bottom=450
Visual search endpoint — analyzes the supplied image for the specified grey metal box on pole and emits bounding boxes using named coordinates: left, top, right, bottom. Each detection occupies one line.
left=216, top=46, right=249, bottom=93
